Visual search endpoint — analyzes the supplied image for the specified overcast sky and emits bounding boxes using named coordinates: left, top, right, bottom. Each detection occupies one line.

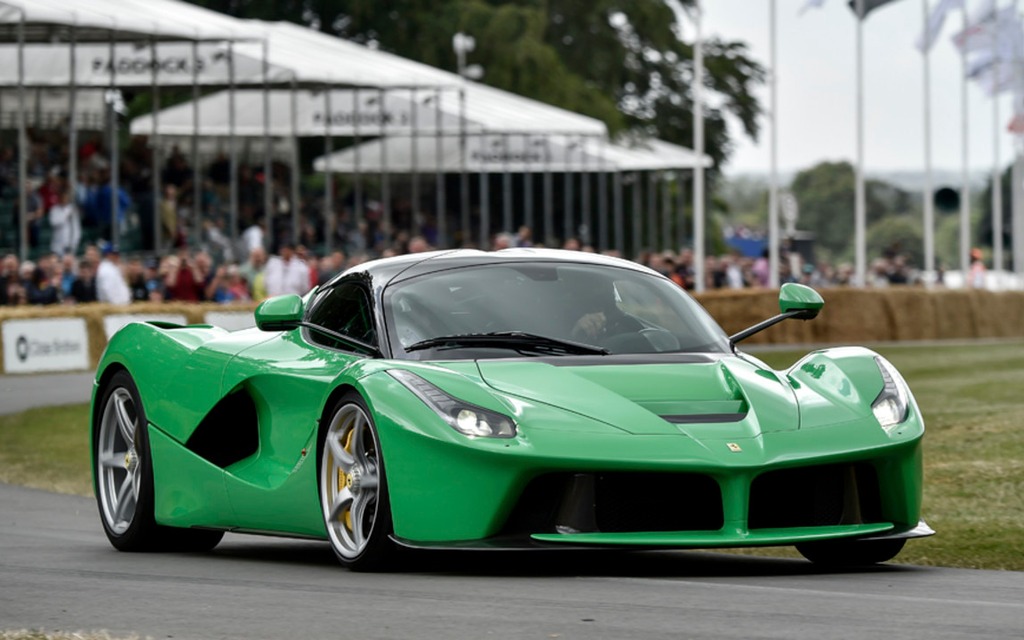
left=699, top=0, right=1016, bottom=176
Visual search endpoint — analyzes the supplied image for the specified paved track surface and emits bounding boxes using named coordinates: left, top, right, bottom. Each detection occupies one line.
left=0, top=371, right=94, bottom=415
left=2, top=485, right=1022, bottom=639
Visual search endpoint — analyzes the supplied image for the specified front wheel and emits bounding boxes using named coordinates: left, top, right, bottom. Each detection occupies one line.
left=93, top=369, right=223, bottom=552
left=796, top=538, right=906, bottom=566
left=319, top=392, right=395, bottom=571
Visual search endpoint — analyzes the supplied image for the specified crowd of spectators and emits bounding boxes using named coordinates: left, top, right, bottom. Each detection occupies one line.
left=0, top=131, right=937, bottom=308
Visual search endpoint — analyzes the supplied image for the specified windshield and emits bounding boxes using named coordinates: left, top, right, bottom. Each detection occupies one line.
left=383, top=262, right=730, bottom=359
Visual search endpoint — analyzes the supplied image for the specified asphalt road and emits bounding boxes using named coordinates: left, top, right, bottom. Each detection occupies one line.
left=2, top=484, right=1022, bottom=639
left=0, top=371, right=94, bottom=415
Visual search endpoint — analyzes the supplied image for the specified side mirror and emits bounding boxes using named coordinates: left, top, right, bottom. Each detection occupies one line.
left=729, top=283, right=824, bottom=346
left=779, top=282, right=824, bottom=320
left=255, top=294, right=304, bottom=331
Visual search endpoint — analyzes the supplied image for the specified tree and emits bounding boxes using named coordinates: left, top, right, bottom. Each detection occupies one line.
left=186, top=0, right=765, bottom=172
left=788, top=161, right=915, bottom=262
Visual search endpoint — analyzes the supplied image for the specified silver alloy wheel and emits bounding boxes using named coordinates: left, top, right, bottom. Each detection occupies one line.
left=320, top=403, right=381, bottom=559
left=97, top=387, right=141, bottom=535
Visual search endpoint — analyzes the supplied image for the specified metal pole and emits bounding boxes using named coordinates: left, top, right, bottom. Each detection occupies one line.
left=191, top=40, right=201, bottom=248
left=524, top=135, right=535, bottom=234
left=598, top=144, right=609, bottom=252
left=769, top=0, right=780, bottom=288
left=647, top=171, right=657, bottom=250
left=150, top=35, right=162, bottom=253
left=16, top=9, right=26, bottom=261
left=435, top=88, right=446, bottom=248
left=543, top=138, right=554, bottom=245
left=262, top=39, right=273, bottom=252
left=480, top=135, right=490, bottom=248
left=580, top=135, right=590, bottom=245
left=354, top=88, right=363, bottom=224
left=854, top=0, right=867, bottom=287
left=661, top=172, right=671, bottom=253
left=290, top=79, right=300, bottom=247
left=992, top=10, right=1004, bottom=276
left=411, top=88, right=419, bottom=228
left=228, top=41, right=238, bottom=248
left=923, top=0, right=935, bottom=280
left=613, top=170, right=624, bottom=255
left=960, top=7, right=971, bottom=278
left=109, top=33, right=120, bottom=247
left=459, top=88, right=469, bottom=245
left=502, top=133, right=512, bottom=232
left=324, top=86, right=334, bottom=252
left=564, top=143, right=574, bottom=242
left=67, top=25, right=78, bottom=245
left=379, top=88, right=391, bottom=235
left=693, top=1, right=706, bottom=292
left=632, top=172, right=642, bottom=259
left=677, top=172, right=687, bottom=252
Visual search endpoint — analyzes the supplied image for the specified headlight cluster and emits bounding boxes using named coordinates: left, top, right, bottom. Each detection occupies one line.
left=872, top=356, right=910, bottom=430
left=388, top=369, right=516, bottom=438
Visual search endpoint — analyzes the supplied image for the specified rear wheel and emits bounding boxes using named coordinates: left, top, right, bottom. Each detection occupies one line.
left=319, top=393, right=394, bottom=571
left=94, top=369, right=224, bottom=552
left=796, top=538, right=906, bottom=566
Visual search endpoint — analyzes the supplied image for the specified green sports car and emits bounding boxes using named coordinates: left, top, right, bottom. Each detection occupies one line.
left=91, top=249, right=932, bottom=570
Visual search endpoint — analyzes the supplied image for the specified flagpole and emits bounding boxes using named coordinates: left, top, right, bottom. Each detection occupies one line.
left=992, top=1, right=1004, bottom=279
left=855, top=0, right=867, bottom=287
left=768, top=0, right=780, bottom=289
left=923, top=0, right=936, bottom=282
left=693, top=1, right=706, bottom=293
left=960, top=6, right=972, bottom=281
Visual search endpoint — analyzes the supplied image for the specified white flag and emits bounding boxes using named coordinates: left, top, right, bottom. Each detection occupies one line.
left=916, top=0, right=963, bottom=52
left=953, top=6, right=1019, bottom=54
left=799, top=0, right=828, bottom=16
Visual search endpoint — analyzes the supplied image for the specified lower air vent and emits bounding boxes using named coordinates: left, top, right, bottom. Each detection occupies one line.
left=501, top=472, right=724, bottom=535
left=748, top=463, right=883, bottom=529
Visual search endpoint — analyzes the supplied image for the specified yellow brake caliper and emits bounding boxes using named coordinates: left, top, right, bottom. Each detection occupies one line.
left=336, top=428, right=355, bottom=530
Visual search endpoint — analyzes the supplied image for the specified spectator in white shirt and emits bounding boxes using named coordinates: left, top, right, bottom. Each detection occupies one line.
left=96, top=242, right=132, bottom=305
left=264, top=244, right=310, bottom=297
left=48, top=188, right=81, bottom=256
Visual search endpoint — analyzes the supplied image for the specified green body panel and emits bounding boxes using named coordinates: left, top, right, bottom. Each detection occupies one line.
left=94, top=319, right=925, bottom=548
left=532, top=522, right=894, bottom=546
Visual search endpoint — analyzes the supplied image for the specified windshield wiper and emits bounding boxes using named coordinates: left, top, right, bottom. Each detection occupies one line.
left=404, top=331, right=609, bottom=356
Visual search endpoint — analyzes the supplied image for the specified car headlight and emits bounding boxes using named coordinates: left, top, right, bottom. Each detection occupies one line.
left=388, top=369, right=516, bottom=438
left=872, top=356, right=909, bottom=430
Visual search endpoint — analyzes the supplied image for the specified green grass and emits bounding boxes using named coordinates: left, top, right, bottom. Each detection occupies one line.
left=2, top=340, right=1023, bottom=570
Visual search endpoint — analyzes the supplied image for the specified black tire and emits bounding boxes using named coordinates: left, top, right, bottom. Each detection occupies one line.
left=318, top=391, right=395, bottom=571
left=93, top=369, right=224, bottom=552
left=796, top=538, right=906, bottom=567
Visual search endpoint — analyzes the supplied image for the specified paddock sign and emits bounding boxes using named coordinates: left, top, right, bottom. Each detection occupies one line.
left=2, top=318, right=89, bottom=374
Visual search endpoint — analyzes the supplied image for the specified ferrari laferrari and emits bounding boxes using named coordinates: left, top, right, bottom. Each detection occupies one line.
left=91, top=249, right=931, bottom=570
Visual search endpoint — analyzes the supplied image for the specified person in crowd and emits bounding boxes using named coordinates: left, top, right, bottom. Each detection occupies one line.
left=144, top=258, right=165, bottom=302
left=91, top=167, right=132, bottom=241
left=70, top=259, right=98, bottom=303
left=24, top=259, right=60, bottom=305
left=264, top=244, right=309, bottom=297
left=126, top=258, right=149, bottom=302
left=59, top=253, right=77, bottom=298
left=317, top=250, right=346, bottom=284
left=48, top=187, right=81, bottom=257
left=96, top=242, right=131, bottom=305
left=239, top=246, right=267, bottom=299
left=241, top=218, right=265, bottom=259
left=968, top=247, right=987, bottom=289
left=163, top=249, right=204, bottom=302
left=160, top=183, right=181, bottom=249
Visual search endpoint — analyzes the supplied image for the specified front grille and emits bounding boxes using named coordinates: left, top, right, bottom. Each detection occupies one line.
left=501, top=472, right=724, bottom=535
left=748, top=463, right=883, bottom=529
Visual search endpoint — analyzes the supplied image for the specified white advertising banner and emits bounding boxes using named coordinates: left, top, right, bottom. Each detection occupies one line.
left=205, top=311, right=256, bottom=332
left=2, top=318, right=89, bottom=374
left=103, top=314, right=189, bottom=340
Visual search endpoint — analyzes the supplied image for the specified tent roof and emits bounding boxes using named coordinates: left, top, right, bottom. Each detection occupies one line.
left=234, top=20, right=460, bottom=88
left=130, top=86, right=607, bottom=137
left=0, top=0, right=248, bottom=43
left=311, top=134, right=709, bottom=174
